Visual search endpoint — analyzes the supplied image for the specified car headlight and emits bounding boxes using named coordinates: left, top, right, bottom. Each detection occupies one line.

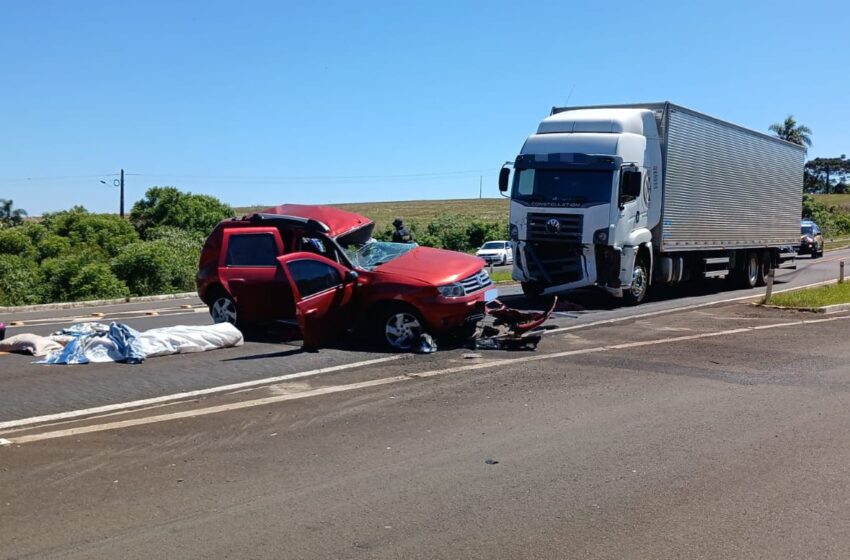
left=509, top=224, right=519, bottom=241
left=437, top=283, right=466, bottom=298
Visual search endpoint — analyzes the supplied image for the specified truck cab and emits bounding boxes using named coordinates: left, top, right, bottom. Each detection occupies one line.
left=501, top=108, right=663, bottom=303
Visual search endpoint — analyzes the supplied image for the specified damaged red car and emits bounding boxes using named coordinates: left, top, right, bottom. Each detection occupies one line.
left=197, top=204, right=498, bottom=350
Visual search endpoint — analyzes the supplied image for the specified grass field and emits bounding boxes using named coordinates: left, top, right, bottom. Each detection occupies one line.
left=768, top=281, right=850, bottom=308
left=235, top=198, right=509, bottom=232
left=813, top=194, right=850, bottom=211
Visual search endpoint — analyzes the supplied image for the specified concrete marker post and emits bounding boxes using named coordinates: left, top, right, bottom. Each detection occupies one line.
left=765, top=268, right=775, bottom=304
left=840, top=261, right=845, bottom=284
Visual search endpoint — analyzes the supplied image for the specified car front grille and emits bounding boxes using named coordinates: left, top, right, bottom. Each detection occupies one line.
left=460, top=269, right=493, bottom=295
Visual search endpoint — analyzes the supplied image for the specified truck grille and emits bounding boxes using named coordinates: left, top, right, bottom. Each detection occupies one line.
left=527, top=213, right=583, bottom=242
left=525, top=243, right=584, bottom=285
left=460, top=269, right=493, bottom=295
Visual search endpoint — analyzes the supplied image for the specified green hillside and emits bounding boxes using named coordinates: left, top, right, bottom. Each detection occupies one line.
left=235, top=198, right=510, bottom=232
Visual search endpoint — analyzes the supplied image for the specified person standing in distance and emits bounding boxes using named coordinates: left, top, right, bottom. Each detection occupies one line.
left=391, top=218, right=413, bottom=243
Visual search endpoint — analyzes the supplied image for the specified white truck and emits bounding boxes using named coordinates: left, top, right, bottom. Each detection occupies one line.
left=499, top=102, right=805, bottom=303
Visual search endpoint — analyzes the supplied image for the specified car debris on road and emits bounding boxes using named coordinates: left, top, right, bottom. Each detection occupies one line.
left=471, top=297, right=558, bottom=351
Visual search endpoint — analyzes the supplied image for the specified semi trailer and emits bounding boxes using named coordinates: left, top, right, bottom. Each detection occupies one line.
left=499, top=102, right=805, bottom=304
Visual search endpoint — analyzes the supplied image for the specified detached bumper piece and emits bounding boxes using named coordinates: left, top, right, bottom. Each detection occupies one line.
left=473, top=297, right=557, bottom=351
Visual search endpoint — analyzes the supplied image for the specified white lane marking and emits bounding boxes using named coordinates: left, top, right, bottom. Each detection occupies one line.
left=8, top=313, right=850, bottom=445
left=4, top=310, right=202, bottom=330
left=544, top=278, right=840, bottom=335
left=0, top=355, right=404, bottom=432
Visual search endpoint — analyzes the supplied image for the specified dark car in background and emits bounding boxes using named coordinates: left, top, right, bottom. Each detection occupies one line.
left=800, top=219, right=824, bottom=258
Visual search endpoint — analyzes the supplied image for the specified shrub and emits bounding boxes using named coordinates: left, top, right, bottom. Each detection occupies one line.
left=42, top=207, right=139, bottom=257
left=112, top=240, right=197, bottom=296
left=130, top=187, right=234, bottom=238
left=0, top=228, right=36, bottom=259
left=39, top=250, right=130, bottom=303
left=0, top=254, right=41, bottom=306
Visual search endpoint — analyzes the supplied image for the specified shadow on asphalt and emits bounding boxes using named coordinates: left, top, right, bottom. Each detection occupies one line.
left=499, top=275, right=795, bottom=313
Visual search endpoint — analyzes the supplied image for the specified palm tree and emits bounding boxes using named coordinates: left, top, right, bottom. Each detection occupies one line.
left=0, top=199, right=27, bottom=228
left=769, top=115, right=813, bottom=149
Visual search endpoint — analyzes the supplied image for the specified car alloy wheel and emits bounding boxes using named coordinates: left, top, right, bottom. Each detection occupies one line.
left=384, top=311, right=423, bottom=350
left=211, top=296, right=238, bottom=325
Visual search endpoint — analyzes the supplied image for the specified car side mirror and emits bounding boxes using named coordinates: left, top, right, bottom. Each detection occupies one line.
left=498, top=167, right=510, bottom=193
left=344, top=270, right=359, bottom=284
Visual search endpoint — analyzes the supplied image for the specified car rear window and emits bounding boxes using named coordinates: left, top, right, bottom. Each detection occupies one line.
left=288, top=259, right=342, bottom=297
left=225, top=233, right=279, bottom=266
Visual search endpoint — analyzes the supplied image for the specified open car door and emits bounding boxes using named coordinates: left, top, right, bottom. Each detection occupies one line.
left=277, top=252, right=357, bottom=349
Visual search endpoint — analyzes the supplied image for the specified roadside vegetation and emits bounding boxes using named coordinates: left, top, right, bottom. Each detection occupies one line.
left=0, top=190, right=234, bottom=306
left=768, top=282, right=850, bottom=308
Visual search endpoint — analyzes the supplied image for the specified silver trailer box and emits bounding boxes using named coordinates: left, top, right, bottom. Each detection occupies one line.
left=552, top=102, right=806, bottom=252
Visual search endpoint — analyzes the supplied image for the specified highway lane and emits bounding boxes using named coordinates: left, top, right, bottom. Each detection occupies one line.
left=0, top=247, right=848, bottom=423
left=3, top=302, right=850, bottom=558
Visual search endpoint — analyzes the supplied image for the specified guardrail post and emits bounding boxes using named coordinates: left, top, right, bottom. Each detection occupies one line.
left=489, top=262, right=494, bottom=275
left=765, top=268, right=775, bottom=303
left=840, top=261, right=845, bottom=284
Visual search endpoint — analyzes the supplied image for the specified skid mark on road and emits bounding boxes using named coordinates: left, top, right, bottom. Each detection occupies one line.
left=6, top=313, right=850, bottom=445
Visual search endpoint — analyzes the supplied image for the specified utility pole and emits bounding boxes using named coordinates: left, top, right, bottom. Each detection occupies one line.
left=479, top=175, right=483, bottom=199
left=120, top=168, right=125, bottom=219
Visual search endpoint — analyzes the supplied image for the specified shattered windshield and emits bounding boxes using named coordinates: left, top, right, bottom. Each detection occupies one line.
left=344, top=241, right=417, bottom=271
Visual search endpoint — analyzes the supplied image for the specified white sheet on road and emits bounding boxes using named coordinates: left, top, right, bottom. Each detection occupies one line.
left=138, top=323, right=244, bottom=358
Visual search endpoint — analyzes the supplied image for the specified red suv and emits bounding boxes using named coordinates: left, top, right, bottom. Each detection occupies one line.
left=197, top=204, right=498, bottom=350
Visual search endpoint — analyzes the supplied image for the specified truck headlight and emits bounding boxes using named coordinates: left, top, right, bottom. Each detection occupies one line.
left=594, top=228, right=609, bottom=244
left=437, top=283, right=466, bottom=298
left=509, top=224, right=519, bottom=241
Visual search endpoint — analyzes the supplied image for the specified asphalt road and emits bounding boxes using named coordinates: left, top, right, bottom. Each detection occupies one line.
left=1, top=247, right=848, bottom=423
left=3, top=300, right=850, bottom=558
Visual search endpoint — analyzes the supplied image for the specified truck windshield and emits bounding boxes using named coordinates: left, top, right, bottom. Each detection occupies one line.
left=512, top=168, right=613, bottom=206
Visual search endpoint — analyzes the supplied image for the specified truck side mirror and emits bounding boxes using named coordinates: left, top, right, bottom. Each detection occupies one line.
left=498, top=168, right=511, bottom=193
left=620, top=170, right=642, bottom=203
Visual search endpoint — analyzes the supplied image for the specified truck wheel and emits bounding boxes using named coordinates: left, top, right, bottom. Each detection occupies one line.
left=521, top=281, right=542, bottom=299
left=623, top=258, right=649, bottom=305
left=735, top=252, right=759, bottom=289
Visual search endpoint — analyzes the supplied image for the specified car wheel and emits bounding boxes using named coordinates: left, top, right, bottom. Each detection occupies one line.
left=623, top=257, right=649, bottom=305
left=210, top=293, right=239, bottom=326
left=375, top=305, right=426, bottom=351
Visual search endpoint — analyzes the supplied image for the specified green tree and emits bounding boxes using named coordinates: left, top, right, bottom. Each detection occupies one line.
left=0, top=199, right=27, bottom=229
left=0, top=228, right=36, bottom=259
left=0, top=254, right=41, bottom=306
left=112, top=240, right=197, bottom=296
left=38, top=252, right=128, bottom=303
left=769, top=115, right=812, bottom=149
left=130, top=187, right=234, bottom=238
left=804, top=156, right=849, bottom=194
left=41, top=206, right=139, bottom=257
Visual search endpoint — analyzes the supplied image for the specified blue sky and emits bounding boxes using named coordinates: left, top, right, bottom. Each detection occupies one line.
left=1, top=0, right=847, bottom=214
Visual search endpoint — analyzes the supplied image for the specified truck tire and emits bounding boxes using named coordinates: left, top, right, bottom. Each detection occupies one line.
left=756, top=254, right=771, bottom=287
left=623, top=257, right=649, bottom=305
left=734, top=252, right=759, bottom=289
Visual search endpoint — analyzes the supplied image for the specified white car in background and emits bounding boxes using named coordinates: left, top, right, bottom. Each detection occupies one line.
left=475, top=240, right=513, bottom=265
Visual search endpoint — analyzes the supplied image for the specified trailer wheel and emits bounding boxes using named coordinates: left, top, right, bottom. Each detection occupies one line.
left=734, top=252, right=759, bottom=289
left=623, top=257, right=649, bottom=306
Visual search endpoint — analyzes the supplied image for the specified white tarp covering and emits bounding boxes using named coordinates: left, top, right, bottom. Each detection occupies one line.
left=139, top=323, right=244, bottom=357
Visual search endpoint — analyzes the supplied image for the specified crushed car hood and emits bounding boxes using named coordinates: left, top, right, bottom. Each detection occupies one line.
left=376, top=246, right=485, bottom=285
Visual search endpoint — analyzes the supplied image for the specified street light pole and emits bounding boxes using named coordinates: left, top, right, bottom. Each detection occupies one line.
left=120, top=168, right=125, bottom=219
